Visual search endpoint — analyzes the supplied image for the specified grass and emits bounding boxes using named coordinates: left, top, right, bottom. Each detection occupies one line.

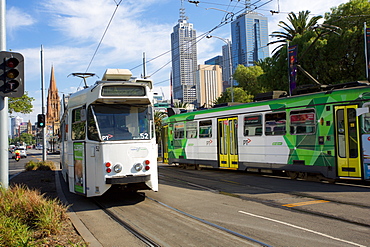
left=1, top=160, right=87, bottom=246
left=0, top=184, right=68, bottom=246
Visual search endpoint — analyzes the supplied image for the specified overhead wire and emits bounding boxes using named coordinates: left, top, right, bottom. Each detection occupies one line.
left=149, top=0, right=272, bottom=79
left=146, top=0, right=273, bottom=86
left=76, top=0, right=123, bottom=90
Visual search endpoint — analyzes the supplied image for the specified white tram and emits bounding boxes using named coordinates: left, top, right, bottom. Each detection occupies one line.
left=60, top=69, right=158, bottom=197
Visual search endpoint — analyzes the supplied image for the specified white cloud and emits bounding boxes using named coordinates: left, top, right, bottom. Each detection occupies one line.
left=7, top=7, right=36, bottom=32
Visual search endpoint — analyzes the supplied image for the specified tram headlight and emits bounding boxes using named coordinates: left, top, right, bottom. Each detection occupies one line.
left=134, top=163, right=143, bottom=171
left=114, top=164, right=122, bottom=173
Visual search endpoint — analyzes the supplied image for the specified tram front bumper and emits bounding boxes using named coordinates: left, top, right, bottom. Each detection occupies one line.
left=105, top=174, right=150, bottom=184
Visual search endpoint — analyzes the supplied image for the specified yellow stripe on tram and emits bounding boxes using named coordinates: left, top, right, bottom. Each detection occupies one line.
left=282, top=200, right=330, bottom=208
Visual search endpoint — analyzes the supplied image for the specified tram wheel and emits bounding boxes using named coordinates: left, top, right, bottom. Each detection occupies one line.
left=298, top=172, right=308, bottom=180
left=287, top=171, right=298, bottom=180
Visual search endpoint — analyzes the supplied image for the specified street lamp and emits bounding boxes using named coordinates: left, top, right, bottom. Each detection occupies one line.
left=206, top=35, right=234, bottom=102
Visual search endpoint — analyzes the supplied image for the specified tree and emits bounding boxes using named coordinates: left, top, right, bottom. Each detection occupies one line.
left=8, top=92, right=35, bottom=115
left=214, top=87, right=253, bottom=105
left=19, top=133, right=35, bottom=145
left=173, top=101, right=189, bottom=109
left=233, top=64, right=265, bottom=96
left=154, top=110, right=167, bottom=145
left=321, top=0, right=370, bottom=83
left=268, top=11, right=322, bottom=56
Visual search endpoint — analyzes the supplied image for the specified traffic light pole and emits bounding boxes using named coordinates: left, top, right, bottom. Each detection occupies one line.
left=0, top=0, right=9, bottom=188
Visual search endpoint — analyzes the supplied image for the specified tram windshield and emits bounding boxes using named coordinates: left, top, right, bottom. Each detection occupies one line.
left=87, top=104, right=153, bottom=141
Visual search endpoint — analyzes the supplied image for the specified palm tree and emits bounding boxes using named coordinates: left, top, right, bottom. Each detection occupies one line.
left=154, top=110, right=167, bottom=144
left=268, top=11, right=322, bottom=56
left=173, top=101, right=189, bottom=109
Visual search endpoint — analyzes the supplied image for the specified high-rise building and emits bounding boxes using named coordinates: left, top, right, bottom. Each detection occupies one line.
left=11, top=116, right=23, bottom=139
left=170, top=5, right=198, bottom=104
left=231, top=9, right=269, bottom=71
left=197, top=65, right=223, bottom=108
left=205, top=56, right=222, bottom=66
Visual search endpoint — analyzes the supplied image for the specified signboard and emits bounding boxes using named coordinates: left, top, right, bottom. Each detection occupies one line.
left=102, top=85, right=146, bottom=96
left=288, top=45, right=298, bottom=95
left=73, top=142, right=85, bottom=194
left=362, top=135, right=370, bottom=180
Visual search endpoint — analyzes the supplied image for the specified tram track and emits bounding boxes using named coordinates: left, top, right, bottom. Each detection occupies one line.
left=159, top=165, right=370, bottom=228
left=92, top=189, right=270, bottom=246
left=92, top=197, right=161, bottom=247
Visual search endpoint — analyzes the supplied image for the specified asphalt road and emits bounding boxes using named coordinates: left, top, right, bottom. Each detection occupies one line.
left=63, top=163, right=370, bottom=246
left=10, top=151, right=370, bottom=246
left=8, top=148, right=60, bottom=178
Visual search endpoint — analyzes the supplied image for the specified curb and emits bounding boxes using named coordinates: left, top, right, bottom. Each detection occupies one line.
left=54, top=170, right=103, bottom=247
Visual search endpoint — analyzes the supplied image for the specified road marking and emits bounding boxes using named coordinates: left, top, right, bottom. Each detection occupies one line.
left=282, top=200, right=330, bottom=207
left=221, top=179, right=241, bottom=185
left=239, top=211, right=366, bottom=247
left=9, top=169, right=24, bottom=172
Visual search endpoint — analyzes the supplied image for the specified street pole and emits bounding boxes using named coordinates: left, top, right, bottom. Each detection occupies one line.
left=0, top=0, right=9, bottom=189
left=40, top=45, right=47, bottom=161
left=227, top=40, right=234, bottom=103
left=206, top=35, right=234, bottom=102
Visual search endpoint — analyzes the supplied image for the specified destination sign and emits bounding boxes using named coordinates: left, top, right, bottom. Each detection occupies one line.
left=101, top=85, right=146, bottom=96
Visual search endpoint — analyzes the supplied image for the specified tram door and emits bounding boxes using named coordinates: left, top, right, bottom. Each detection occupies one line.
left=162, top=125, right=169, bottom=163
left=218, top=118, right=238, bottom=169
left=334, top=105, right=362, bottom=178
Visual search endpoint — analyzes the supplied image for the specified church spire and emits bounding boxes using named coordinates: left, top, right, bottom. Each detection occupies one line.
left=46, top=65, right=61, bottom=130
left=49, top=65, right=57, bottom=91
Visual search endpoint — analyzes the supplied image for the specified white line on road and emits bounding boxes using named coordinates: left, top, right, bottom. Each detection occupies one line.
left=9, top=169, right=24, bottom=172
left=239, top=210, right=366, bottom=247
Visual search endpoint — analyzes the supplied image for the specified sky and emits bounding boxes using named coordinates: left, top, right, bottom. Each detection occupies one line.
left=5, top=0, right=349, bottom=124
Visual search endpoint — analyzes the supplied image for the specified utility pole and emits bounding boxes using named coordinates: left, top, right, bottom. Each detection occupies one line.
left=0, top=0, right=8, bottom=188
left=41, top=45, right=47, bottom=161
left=206, top=35, right=234, bottom=102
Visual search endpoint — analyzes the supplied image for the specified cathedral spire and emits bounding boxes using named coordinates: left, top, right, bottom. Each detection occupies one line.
left=49, top=65, right=57, bottom=91
left=46, top=65, right=61, bottom=131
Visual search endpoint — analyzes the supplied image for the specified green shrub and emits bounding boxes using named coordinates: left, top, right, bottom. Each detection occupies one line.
left=0, top=214, right=33, bottom=247
left=0, top=185, right=68, bottom=246
left=25, top=160, right=55, bottom=171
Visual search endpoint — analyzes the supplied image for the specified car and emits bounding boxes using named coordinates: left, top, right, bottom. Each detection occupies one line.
left=36, top=145, right=43, bottom=150
left=12, top=147, right=27, bottom=158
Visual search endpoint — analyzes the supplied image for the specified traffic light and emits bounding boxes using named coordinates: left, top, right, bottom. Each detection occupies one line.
left=37, top=114, right=45, bottom=128
left=0, top=51, right=24, bottom=97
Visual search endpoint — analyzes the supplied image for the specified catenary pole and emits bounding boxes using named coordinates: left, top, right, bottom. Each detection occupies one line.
left=0, top=0, right=9, bottom=188
left=41, top=45, right=47, bottom=161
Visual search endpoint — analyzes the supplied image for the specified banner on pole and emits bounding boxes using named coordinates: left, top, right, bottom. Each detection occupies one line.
left=288, top=45, right=298, bottom=95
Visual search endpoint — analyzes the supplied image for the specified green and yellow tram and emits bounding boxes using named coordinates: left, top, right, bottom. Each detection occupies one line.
left=163, top=82, right=370, bottom=181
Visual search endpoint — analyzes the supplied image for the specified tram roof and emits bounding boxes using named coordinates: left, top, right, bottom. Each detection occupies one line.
left=166, top=81, right=370, bottom=123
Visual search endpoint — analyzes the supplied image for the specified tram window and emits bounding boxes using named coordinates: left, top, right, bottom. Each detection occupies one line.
left=199, top=120, right=212, bottom=138
left=174, top=123, right=185, bottom=139
left=244, top=115, right=262, bottom=136
left=72, top=107, right=86, bottom=140
left=364, top=106, right=370, bottom=133
left=87, top=106, right=99, bottom=141
left=265, top=112, right=286, bottom=135
left=186, top=121, right=198, bottom=138
left=90, top=104, right=152, bottom=141
left=290, top=109, right=316, bottom=135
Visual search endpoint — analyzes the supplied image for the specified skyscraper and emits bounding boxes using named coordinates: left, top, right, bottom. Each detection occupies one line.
left=231, top=9, right=269, bottom=71
left=196, top=65, right=223, bottom=108
left=170, top=5, right=198, bottom=104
